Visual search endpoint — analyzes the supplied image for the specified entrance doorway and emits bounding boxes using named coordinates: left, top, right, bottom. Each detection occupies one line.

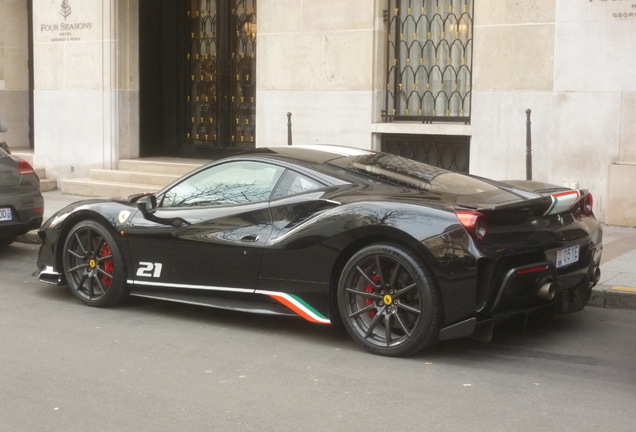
left=139, top=0, right=257, bottom=159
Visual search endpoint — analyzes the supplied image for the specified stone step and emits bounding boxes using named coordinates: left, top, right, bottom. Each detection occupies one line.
left=7, top=155, right=207, bottom=197
left=40, top=178, right=57, bottom=192
left=61, top=178, right=160, bottom=198
left=118, top=157, right=207, bottom=175
left=91, top=169, right=182, bottom=187
left=66, top=158, right=204, bottom=198
left=12, top=150, right=57, bottom=192
left=10, top=150, right=34, bottom=165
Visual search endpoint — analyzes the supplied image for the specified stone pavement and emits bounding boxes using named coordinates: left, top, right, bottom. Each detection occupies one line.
left=16, top=190, right=636, bottom=311
left=590, top=224, right=636, bottom=310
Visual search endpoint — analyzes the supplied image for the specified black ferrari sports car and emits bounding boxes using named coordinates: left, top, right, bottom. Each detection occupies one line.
left=36, top=145, right=602, bottom=356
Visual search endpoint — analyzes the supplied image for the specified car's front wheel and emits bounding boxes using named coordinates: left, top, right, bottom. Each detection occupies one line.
left=62, top=220, right=128, bottom=307
left=337, top=243, right=441, bottom=357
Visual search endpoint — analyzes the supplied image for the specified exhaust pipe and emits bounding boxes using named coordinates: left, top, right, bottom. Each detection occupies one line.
left=593, top=267, right=601, bottom=284
left=537, top=282, right=555, bottom=301
left=589, top=267, right=601, bottom=288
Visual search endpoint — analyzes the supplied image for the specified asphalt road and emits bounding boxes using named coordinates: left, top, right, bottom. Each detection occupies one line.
left=1, top=243, right=635, bottom=432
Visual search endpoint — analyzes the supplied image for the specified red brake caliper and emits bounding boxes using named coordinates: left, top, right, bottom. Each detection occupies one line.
left=100, top=243, right=114, bottom=288
left=365, top=274, right=380, bottom=318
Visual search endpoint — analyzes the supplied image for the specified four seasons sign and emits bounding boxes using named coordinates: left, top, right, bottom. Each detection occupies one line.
left=585, top=0, right=636, bottom=19
left=38, top=0, right=93, bottom=42
left=60, top=0, right=71, bottom=20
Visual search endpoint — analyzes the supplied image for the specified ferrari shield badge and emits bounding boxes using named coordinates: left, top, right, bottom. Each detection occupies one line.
left=118, top=211, right=130, bottom=224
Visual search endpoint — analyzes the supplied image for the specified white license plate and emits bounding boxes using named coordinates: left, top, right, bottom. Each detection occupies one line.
left=0, top=208, right=12, bottom=221
left=556, top=245, right=579, bottom=268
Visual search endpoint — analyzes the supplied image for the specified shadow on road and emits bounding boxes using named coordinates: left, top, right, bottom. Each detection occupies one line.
left=29, top=280, right=609, bottom=365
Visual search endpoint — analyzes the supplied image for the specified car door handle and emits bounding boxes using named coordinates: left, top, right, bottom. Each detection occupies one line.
left=240, top=234, right=259, bottom=242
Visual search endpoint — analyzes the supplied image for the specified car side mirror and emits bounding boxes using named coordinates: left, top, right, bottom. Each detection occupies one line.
left=137, top=194, right=157, bottom=215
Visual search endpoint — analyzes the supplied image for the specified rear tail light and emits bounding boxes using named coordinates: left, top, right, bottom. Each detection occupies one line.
left=455, top=210, right=487, bottom=241
left=18, top=159, right=35, bottom=175
left=581, top=193, right=593, bottom=216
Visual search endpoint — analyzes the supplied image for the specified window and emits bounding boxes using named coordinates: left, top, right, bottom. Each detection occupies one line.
left=385, top=0, right=474, bottom=122
left=161, top=161, right=284, bottom=207
left=272, top=170, right=323, bottom=199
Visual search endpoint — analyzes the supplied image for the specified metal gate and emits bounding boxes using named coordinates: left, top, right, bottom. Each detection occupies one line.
left=184, top=0, right=256, bottom=150
left=383, top=0, right=474, bottom=123
left=381, top=134, right=470, bottom=173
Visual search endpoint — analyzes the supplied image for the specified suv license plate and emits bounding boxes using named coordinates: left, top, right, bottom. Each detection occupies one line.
left=556, top=245, right=579, bottom=268
left=0, top=208, right=12, bottom=221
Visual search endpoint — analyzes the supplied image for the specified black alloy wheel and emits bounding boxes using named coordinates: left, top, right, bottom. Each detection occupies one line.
left=62, top=220, right=128, bottom=307
left=337, top=243, right=441, bottom=357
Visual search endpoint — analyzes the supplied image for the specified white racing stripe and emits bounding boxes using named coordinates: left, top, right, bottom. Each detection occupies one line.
left=127, top=280, right=253, bottom=293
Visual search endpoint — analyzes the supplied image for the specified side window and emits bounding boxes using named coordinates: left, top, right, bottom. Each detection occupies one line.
left=272, top=170, right=323, bottom=199
left=160, top=161, right=284, bottom=208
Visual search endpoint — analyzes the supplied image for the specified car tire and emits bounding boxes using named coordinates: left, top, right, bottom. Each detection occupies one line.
left=62, top=220, right=128, bottom=307
left=337, top=243, right=441, bottom=357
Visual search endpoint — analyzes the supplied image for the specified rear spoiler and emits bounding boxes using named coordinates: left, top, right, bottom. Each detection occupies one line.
left=456, top=187, right=589, bottom=217
left=543, top=190, right=584, bottom=216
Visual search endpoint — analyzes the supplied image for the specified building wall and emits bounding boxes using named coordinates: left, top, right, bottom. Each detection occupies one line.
left=0, top=0, right=29, bottom=149
left=471, top=0, right=636, bottom=223
left=255, top=0, right=381, bottom=149
left=257, top=0, right=636, bottom=224
left=19, top=0, right=636, bottom=226
left=32, top=0, right=139, bottom=180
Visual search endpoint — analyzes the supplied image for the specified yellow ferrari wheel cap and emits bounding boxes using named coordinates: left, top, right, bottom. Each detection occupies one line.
left=89, top=259, right=96, bottom=268
left=383, top=295, right=393, bottom=305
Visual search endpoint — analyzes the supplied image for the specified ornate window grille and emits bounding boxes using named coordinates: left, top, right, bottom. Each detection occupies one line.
left=381, top=134, right=470, bottom=173
left=186, top=0, right=256, bottom=147
left=384, top=0, right=474, bottom=123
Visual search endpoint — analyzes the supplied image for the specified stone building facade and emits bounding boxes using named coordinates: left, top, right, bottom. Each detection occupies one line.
left=0, top=0, right=635, bottom=225
left=0, top=0, right=31, bottom=149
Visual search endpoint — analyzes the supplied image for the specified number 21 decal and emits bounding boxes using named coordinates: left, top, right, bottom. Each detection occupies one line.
left=136, top=262, right=163, bottom=278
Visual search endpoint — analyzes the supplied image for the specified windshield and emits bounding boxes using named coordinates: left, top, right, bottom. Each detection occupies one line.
left=328, top=153, right=498, bottom=195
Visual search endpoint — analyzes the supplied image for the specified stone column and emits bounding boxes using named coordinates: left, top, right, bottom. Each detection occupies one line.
left=0, top=0, right=29, bottom=149
left=32, top=0, right=139, bottom=180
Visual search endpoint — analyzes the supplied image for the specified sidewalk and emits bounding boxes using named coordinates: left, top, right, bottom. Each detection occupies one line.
left=591, top=224, right=636, bottom=310
left=16, top=190, right=636, bottom=311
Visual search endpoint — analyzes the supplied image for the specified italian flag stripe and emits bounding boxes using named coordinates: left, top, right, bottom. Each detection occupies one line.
left=256, top=290, right=331, bottom=325
left=545, top=197, right=559, bottom=215
left=544, top=190, right=581, bottom=216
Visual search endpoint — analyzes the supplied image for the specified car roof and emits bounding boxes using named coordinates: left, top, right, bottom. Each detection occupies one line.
left=238, top=145, right=376, bottom=167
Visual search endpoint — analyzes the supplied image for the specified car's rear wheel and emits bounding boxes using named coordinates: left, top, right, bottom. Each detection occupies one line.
left=337, top=243, right=441, bottom=357
left=62, top=220, right=128, bottom=307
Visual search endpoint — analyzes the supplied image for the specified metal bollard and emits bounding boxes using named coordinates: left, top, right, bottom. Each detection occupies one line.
left=287, top=112, right=292, bottom=146
left=525, top=109, right=532, bottom=181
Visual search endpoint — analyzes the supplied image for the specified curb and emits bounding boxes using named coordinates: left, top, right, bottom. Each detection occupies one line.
left=16, top=231, right=41, bottom=245
left=590, top=284, right=636, bottom=311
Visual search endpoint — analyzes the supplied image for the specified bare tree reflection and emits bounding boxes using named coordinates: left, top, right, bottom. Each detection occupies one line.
left=163, top=181, right=270, bottom=208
